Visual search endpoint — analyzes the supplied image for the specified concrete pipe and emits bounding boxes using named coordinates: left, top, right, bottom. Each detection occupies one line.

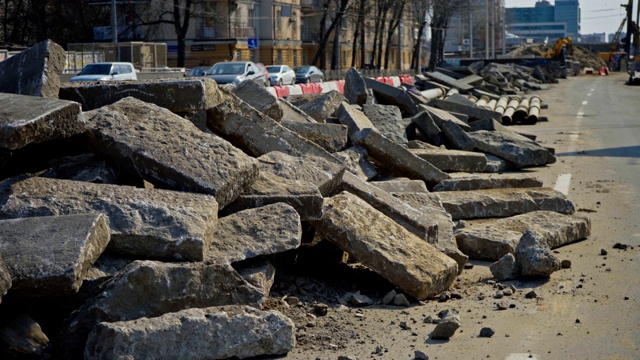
left=475, top=95, right=490, bottom=109
left=487, top=99, right=498, bottom=111
left=444, top=88, right=459, bottom=99
left=502, top=97, right=521, bottom=125
left=494, top=96, right=509, bottom=115
left=513, top=97, right=530, bottom=124
left=526, top=96, right=542, bottom=124
left=420, top=87, right=445, bottom=100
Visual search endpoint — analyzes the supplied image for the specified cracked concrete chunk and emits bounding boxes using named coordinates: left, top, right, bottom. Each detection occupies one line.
left=411, top=148, right=487, bottom=173
left=233, top=80, right=283, bottom=121
left=336, top=101, right=377, bottom=139
left=0, top=177, right=218, bottom=261
left=0, top=93, right=84, bottom=151
left=362, top=104, right=409, bottom=146
left=516, top=230, right=561, bottom=278
left=0, top=39, right=66, bottom=98
left=281, top=121, right=348, bottom=152
left=312, top=192, right=458, bottom=300
left=209, top=203, right=301, bottom=264
left=455, top=210, right=590, bottom=260
left=85, top=97, right=257, bottom=208
left=433, top=173, right=543, bottom=192
left=437, top=188, right=575, bottom=220
left=364, top=78, right=418, bottom=116
left=62, top=260, right=264, bottom=359
left=0, top=213, right=110, bottom=297
left=84, top=305, right=295, bottom=360
left=296, top=90, right=344, bottom=122
left=344, top=67, right=368, bottom=105
left=468, top=130, right=555, bottom=168
left=335, top=146, right=379, bottom=181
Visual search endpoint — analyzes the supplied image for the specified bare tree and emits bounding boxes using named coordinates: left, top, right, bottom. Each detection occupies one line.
left=410, top=0, right=430, bottom=73
left=311, top=0, right=350, bottom=68
left=371, top=0, right=392, bottom=69
left=428, top=0, right=462, bottom=71
left=382, top=0, right=405, bottom=70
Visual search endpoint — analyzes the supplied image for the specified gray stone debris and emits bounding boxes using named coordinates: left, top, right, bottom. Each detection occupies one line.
left=0, top=314, right=49, bottom=357
left=490, top=253, right=518, bottom=281
left=440, top=119, right=476, bottom=151
left=371, top=178, right=429, bottom=193
left=362, top=104, right=409, bottom=146
left=364, top=78, right=419, bottom=116
left=233, top=79, right=283, bottom=121
left=420, top=105, right=471, bottom=131
left=312, top=192, right=458, bottom=300
left=0, top=213, right=110, bottom=297
left=436, top=188, right=575, bottom=220
left=430, top=310, right=461, bottom=339
left=84, top=305, right=295, bottom=360
left=410, top=148, right=487, bottom=173
left=431, top=98, right=502, bottom=122
left=410, top=111, right=445, bottom=146
left=468, top=130, right=555, bottom=168
left=335, top=146, right=379, bottom=181
left=0, top=39, right=66, bottom=98
left=352, top=129, right=449, bottom=185
left=278, top=97, right=317, bottom=123
left=281, top=121, right=348, bottom=152
left=62, top=260, right=264, bottom=359
left=209, top=203, right=302, bottom=264
left=393, top=293, right=411, bottom=307
left=0, top=177, right=218, bottom=261
left=344, top=67, right=368, bottom=105
left=257, top=151, right=346, bottom=196
left=41, top=154, right=120, bottom=184
left=235, top=258, right=277, bottom=297
left=296, top=90, right=344, bottom=122
left=336, top=101, right=377, bottom=139
left=516, top=230, right=561, bottom=277
left=433, top=173, right=543, bottom=192
left=455, top=210, right=590, bottom=260
left=0, top=93, right=84, bottom=151
left=85, top=96, right=258, bottom=208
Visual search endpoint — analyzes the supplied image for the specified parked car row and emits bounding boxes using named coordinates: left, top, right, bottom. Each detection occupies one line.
left=184, top=61, right=324, bottom=86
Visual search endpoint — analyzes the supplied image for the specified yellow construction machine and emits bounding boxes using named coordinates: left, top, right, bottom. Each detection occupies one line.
left=544, top=37, right=573, bottom=59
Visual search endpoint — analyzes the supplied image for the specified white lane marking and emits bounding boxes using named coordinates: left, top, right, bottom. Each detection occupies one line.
left=570, top=134, right=579, bottom=141
left=582, top=100, right=588, bottom=105
left=590, top=88, right=595, bottom=91
left=506, top=354, right=539, bottom=360
left=587, top=93, right=592, bottom=96
left=554, top=173, right=573, bottom=195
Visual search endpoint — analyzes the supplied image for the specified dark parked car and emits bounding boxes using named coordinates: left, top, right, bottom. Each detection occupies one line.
left=294, top=65, right=324, bottom=83
left=184, top=67, right=210, bottom=77
left=205, top=61, right=267, bottom=86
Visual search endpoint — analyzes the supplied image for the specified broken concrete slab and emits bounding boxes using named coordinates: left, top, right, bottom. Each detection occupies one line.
left=0, top=39, right=66, bottom=98
left=344, top=67, right=368, bottom=105
left=62, top=260, right=264, bottom=359
left=439, top=120, right=476, bottom=151
left=0, top=177, right=218, bottom=261
left=0, top=93, right=84, bottom=151
left=334, top=146, right=379, bottom=181
left=208, top=94, right=341, bottom=165
left=364, top=78, right=419, bottom=116
left=437, top=188, right=575, bottom=220
left=420, top=105, right=470, bottom=130
left=312, top=192, right=458, bottom=300
left=335, top=171, right=438, bottom=243
left=85, top=97, right=257, bottom=208
left=454, top=211, right=590, bottom=260
left=222, top=172, right=323, bottom=221
left=410, top=111, right=444, bottom=146
left=234, top=258, right=276, bottom=297
left=352, top=129, right=449, bottom=185
left=209, top=203, right=301, bottom=264
left=40, top=154, right=121, bottom=184
left=233, top=80, right=283, bottom=121
left=257, top=151, right=345, bottom=196
left=336, top=101, right=377, bottom=139
left=390, top=192, right=468, bottom=273
left=296, top=90, right=344, bottom=122
left=468, top=118, right=537, bottom=141
left=0, top=255, right=11, bottom=303
left=281, top=121, right=348, bottom=153
left=362, top=104, right=410, bottom=146
left=467, top=130, right=555, bottom=168
left=516, top=230, right=561, bottom=278
left=410, top=148, right=487, bottom=173
left=278, top=98, right=317, bottom=123
left=84, top=305, right=295, bottom=360
left=0, top=213, right=110, bottom=297
left=370, top=178, right=429, bottom=193
left=430, top=98, right=502, bottom=122
left=484, top=153, right=510, bottom=172
left=433, top=173, right=543, bottom=192
left=424, top=71, right=474, bottom=92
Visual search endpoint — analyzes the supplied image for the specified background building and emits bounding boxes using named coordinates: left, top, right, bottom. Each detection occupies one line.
left=506, top=0, right=580, bottom=43
left=445, top=0, right=506, bottom=58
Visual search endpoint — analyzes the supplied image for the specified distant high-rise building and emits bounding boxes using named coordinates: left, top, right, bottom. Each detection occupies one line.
left=505, top=0, right=581, bottom=43
left=555, top=0, right=580, bottom=40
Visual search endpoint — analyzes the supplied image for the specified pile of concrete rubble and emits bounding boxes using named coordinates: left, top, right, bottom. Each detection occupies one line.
left=0, top=40, right=591, bottom=359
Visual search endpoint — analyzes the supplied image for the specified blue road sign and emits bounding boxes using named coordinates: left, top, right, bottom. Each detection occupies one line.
left=248, top=38, right=258, bottom=49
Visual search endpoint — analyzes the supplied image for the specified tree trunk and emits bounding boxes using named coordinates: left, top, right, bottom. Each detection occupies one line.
left=375, top=5, right=390, bottom=69
left=411, top=21, right=426, bottom=72
left=350, top=0, right=362, bottom=68
left=359, top=0, right=366, bottom=68
left=312, top=0, right=350, bottom=67
left=383, top=0, right=404, bottom=70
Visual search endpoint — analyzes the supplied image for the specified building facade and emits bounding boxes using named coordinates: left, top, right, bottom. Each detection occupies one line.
left=505, top=0, right=580, bottom=43
left=445, top=0, right=506, bottom=58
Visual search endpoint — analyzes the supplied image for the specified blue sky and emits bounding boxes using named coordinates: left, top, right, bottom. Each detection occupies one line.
left=505, top=0, right=632, bottom=36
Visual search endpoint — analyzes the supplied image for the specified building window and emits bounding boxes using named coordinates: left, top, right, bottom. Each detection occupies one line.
left=277, top=50, right=283, bottom=64
left=236, top=51, right=242, bottom=61
left=293, top=50, right=298, bottom=66
left=277, top=9, right=282, bottom=29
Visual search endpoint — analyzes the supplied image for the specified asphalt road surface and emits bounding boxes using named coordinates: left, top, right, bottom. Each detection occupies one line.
left=280, top=72, right=640, bottom=360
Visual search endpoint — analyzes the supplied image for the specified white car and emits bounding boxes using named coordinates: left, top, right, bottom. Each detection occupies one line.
left=266, top=65, right=295, bottom=86
left=205, top=61, right=267, bottom=86
left=70, top=62, right=137, bottom=82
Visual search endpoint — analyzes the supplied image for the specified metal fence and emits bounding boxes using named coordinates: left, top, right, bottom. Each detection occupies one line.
left=65, top=42, right=167, bottom=73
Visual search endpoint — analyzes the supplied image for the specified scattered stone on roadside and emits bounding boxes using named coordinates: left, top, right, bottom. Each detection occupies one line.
left=399, top=321, right=411, bottom=330
left=83, top=305, right=295, bottom=360
left=613, top=243, right=629, bottom=250
left=467, top=130, right=555, bottom=168
left=496, top=302, right=508, bottom=310
left=561, top=259, right=572, bottom=269
left=393, top=293, right=411, bottom=307
left=516, top=230, right=561, bottom=278
left=343, top=291, right=373, bottom=307
left=438, top=291, right=452, bottom=302
left=0, top=39, right=66, bottom=98
left=433, top=173, right=543, bottom=192
left=424, top=315, right=439, bottom=324
left=600, top=249, right=608, bottom=255
left=0, top=314, right=49, bottom=357
left=479, top=327, right=495, bottom=338
left=525, top=290, right=538, bottom=299
left=503, top=288, right=514, bottom=296
left=411, top=147, right=487, bottom=173
left=382, top=290, right=396, bottom=305
left=362, top=103, right=409, bottom=146
left=490, top=253, right=519, bottom=281
left=344, top=67, right=368, bottom=105
left=295, top=90, right=344, bottom=123
left=430, top=311, right=461, bottom=340
left=371, top=178, right=429, bottom=193
left=335, top=146, right=379, bottom=181
left=313, top=303, right=329, bottom=316
left=414, top=350, right=430, bottom=360
left=233, top=79, right=283, bottom=121
left=494, top=290, right=504, bottom=299
left=364, top=77, right=419, bottom=116
left=0, top=213, right=110, bottom=297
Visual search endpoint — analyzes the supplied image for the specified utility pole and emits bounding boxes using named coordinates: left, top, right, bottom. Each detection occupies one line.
left=111, top=0, right=118, bottom=61
left=485, top=0, right=489, bottom=58
left=491, top=0, right=495, bottom=59
left=624, top=0, right=633, bottom=55
left=469, top=0, right=474, bottom=58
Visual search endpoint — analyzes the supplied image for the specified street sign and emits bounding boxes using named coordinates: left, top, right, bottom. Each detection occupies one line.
left=248, top=38, right=258, bottom=50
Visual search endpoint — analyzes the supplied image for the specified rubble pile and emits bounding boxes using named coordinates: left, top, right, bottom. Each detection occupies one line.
left=508, top=43, right=607, bottom=71
left=0, top=40, right=591, bottom=359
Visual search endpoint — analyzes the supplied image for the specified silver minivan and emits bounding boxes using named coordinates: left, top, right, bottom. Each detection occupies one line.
left=70, top=62, right=138, bottom=82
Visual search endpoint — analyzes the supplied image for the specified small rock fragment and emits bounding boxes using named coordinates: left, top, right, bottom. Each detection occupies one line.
left=479, top=327, right=495, bottom=338
left=393, top=293, right=411, bottom=307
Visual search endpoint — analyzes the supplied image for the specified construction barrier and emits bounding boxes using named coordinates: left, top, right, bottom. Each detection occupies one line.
left=334, top=80, right=345, bottom=93
left=389, top=76, right=401, bottom=87
left=272, top=85, right=290, bottom=98
left=319, top=82, right=334, bottom=93
left=265, top=86, right=277, bottom=98
left=286, top=84, right=303, bottom=95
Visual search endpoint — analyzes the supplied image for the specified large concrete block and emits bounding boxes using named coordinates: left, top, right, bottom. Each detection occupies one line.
left=0, top=39, right=66, bottom=98
left=433, top=173, right=543, bottom=192
left=364, top=78, right=419, bottom=116
left=0, top=213, right=110, bottom=297
left=0, top=177, right=218, bottom=261
left=296, top=90, right=344, bottom=122
left=362, top=104, right=410, bottom=146
left=0, top=93, right=84, bottom=151
left=84, top=306, right=295, bottom=360
left=281, top=121, right=348, bottom=153
left=467, top=130, right=555, bottom=168
left=84, top=96, right=258, bottom=208
left=410, top=148, right=487, bottom=173
left=313, top=192, right=458, bottom=300
left=336, top=101, right=377, bottom=139
left=344, top=67, right=368, bottom=105
left=233, top=80, right=283, bottom=121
